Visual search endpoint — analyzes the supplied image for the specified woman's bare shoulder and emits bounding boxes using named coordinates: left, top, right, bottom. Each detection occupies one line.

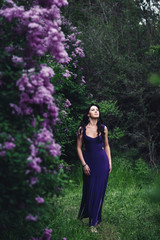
left=78, top=126, right=83, bottom=135
left=103, top=125, right=108, bottom=133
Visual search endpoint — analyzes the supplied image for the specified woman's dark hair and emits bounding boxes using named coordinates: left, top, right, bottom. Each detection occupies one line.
left=78, top=103, right=105, bottom=140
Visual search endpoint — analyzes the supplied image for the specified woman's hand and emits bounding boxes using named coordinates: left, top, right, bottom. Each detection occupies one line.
left=83, top=164, right=90, bottom=175
left=109, top=164, right=112, bottom=174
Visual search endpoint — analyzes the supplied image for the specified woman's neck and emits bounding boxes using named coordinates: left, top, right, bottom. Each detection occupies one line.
left=88, top=119, right=97, bottom=126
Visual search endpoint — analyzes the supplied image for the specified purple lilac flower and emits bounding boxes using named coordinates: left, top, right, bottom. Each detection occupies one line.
left=12, top=55, right=23, bottom=64
left=64, top=128, right=69, bottom=132
left=35, top=196, right=44, bottom=204
left=27, top=156, right=42, bottom=174
left=0, top=151, right=6, bottom=157
left=67, top=33, right=76, bottom=42
left=73, top=39, right=82, bottom=46
left=71, top=51, right=76, bottom=58
left=4, top=142, right=16, bottom=150
left=62, top=69, right=71, bottom=78
left=65, top=99, right=71, bottom=108
left=40, top=65, right=55, bottom=79
left=31, top=118, right=36, bottom=127
left=25, top=214, right=38, bottom=221
left=49, top=142, right=61, bottom=157
left=81, top=76, right=86, bottom=85
left=14, top=65, right=59, bottom=126
left=62, top=238, right=67, bottom=240
left=5, top=45, right=14, bottom=53
left=73, top=61, right=77, bottom=68
left=26, top=127, right=61, bottom=179
left=58, top=163, right=63, bottom=170
left=25, top=169, right=30, bottom=174
left=73, top=73, right=77, bottom=79
left=75, top=47, right=85, bottom=58
left=57, top=187, right=62, bottom=191
left=41, top=228, right=52, bottom=240
left=7, top=135, right=15, bottom=142
left=30, top=144, right=38, bottom=157
left=10, top=103, right=22, bottom=115
left=29, top=177, right=38, bottom=186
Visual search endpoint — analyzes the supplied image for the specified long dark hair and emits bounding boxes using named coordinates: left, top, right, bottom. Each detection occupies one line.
left=78, top=103, right=105, bottom=140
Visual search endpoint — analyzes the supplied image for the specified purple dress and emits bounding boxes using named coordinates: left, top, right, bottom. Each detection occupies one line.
left=78, top=126, right=110, bottom=226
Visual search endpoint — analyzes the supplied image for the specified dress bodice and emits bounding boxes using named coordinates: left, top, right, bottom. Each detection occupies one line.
left=83, top=127, right=104, bottom=152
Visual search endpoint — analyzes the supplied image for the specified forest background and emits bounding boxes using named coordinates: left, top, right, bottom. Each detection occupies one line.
left=0, top=0, right=160, bottom=240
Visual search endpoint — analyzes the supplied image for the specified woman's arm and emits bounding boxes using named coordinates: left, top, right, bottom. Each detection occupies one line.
left=77, top=127, right=90, bottom=175
left=104, top=126, right=112, bottom=173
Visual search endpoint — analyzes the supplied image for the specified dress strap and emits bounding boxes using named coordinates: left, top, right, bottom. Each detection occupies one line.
left=83, top=126, right=86, bottom=133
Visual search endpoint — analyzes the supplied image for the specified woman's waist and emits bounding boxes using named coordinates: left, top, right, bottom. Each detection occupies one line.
left=84, top=148, right=105, bottom=153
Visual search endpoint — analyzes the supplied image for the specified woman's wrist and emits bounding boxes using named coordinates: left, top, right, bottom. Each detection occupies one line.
left=82, top=163, right=87, bottom=168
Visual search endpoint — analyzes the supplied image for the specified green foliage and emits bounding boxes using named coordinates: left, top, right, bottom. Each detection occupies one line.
left=98, top=100, right=125, bottom=141
left=149, top=73, right=160, bottom=86
left=98, top=100, right=120, bottom=116
left=64, top=0, right=160, bottom=166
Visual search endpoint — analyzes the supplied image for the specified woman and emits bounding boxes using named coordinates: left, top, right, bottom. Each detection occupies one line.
left=77, top=103, right=112, bottom=233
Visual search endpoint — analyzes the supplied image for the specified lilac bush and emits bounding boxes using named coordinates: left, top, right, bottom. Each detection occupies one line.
left=0, top=0, right=72, bottom=239
left=0, top=0, right=90, bottom=239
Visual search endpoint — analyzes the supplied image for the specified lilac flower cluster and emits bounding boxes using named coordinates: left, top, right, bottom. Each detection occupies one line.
left=26, top=127, right=61, bottom=184
left=41, top=228, right=52, bottom=240
left=31, top=228, right=52, bottom=240
left=0, top=134, right=16, bottom=157
left=0, top=0, right=69, bottom=64
left=62, top=17, right=85, bottom=67
left=64, top=99, right=71, bottom=108
left=10, top=64, right=59, bottom=127
left=81, top=76, right=86, bottom=85
left=35, top=127, right=61, bottom=157
left=26, top=214, right=38, bottom=221
left=62, top=69, right=71, bottom=78
left=35, top=196, right=44, bottom=204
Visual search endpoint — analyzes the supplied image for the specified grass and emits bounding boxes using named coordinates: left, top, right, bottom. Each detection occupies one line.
left=2, top=149, right=160, bottom=240
left=48, top=149, right=160, bottom=240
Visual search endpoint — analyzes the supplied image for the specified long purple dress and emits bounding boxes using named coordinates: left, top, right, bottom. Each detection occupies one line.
left=78, top=126, right=110, bottom=226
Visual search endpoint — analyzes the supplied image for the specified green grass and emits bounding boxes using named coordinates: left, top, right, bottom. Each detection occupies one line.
left=48, top=150, right=160, bottom=240
left=2, top=149, right=160, bottom=240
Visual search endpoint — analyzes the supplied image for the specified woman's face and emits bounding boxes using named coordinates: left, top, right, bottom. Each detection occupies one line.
left=88, top=105, right=99, bottom=119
